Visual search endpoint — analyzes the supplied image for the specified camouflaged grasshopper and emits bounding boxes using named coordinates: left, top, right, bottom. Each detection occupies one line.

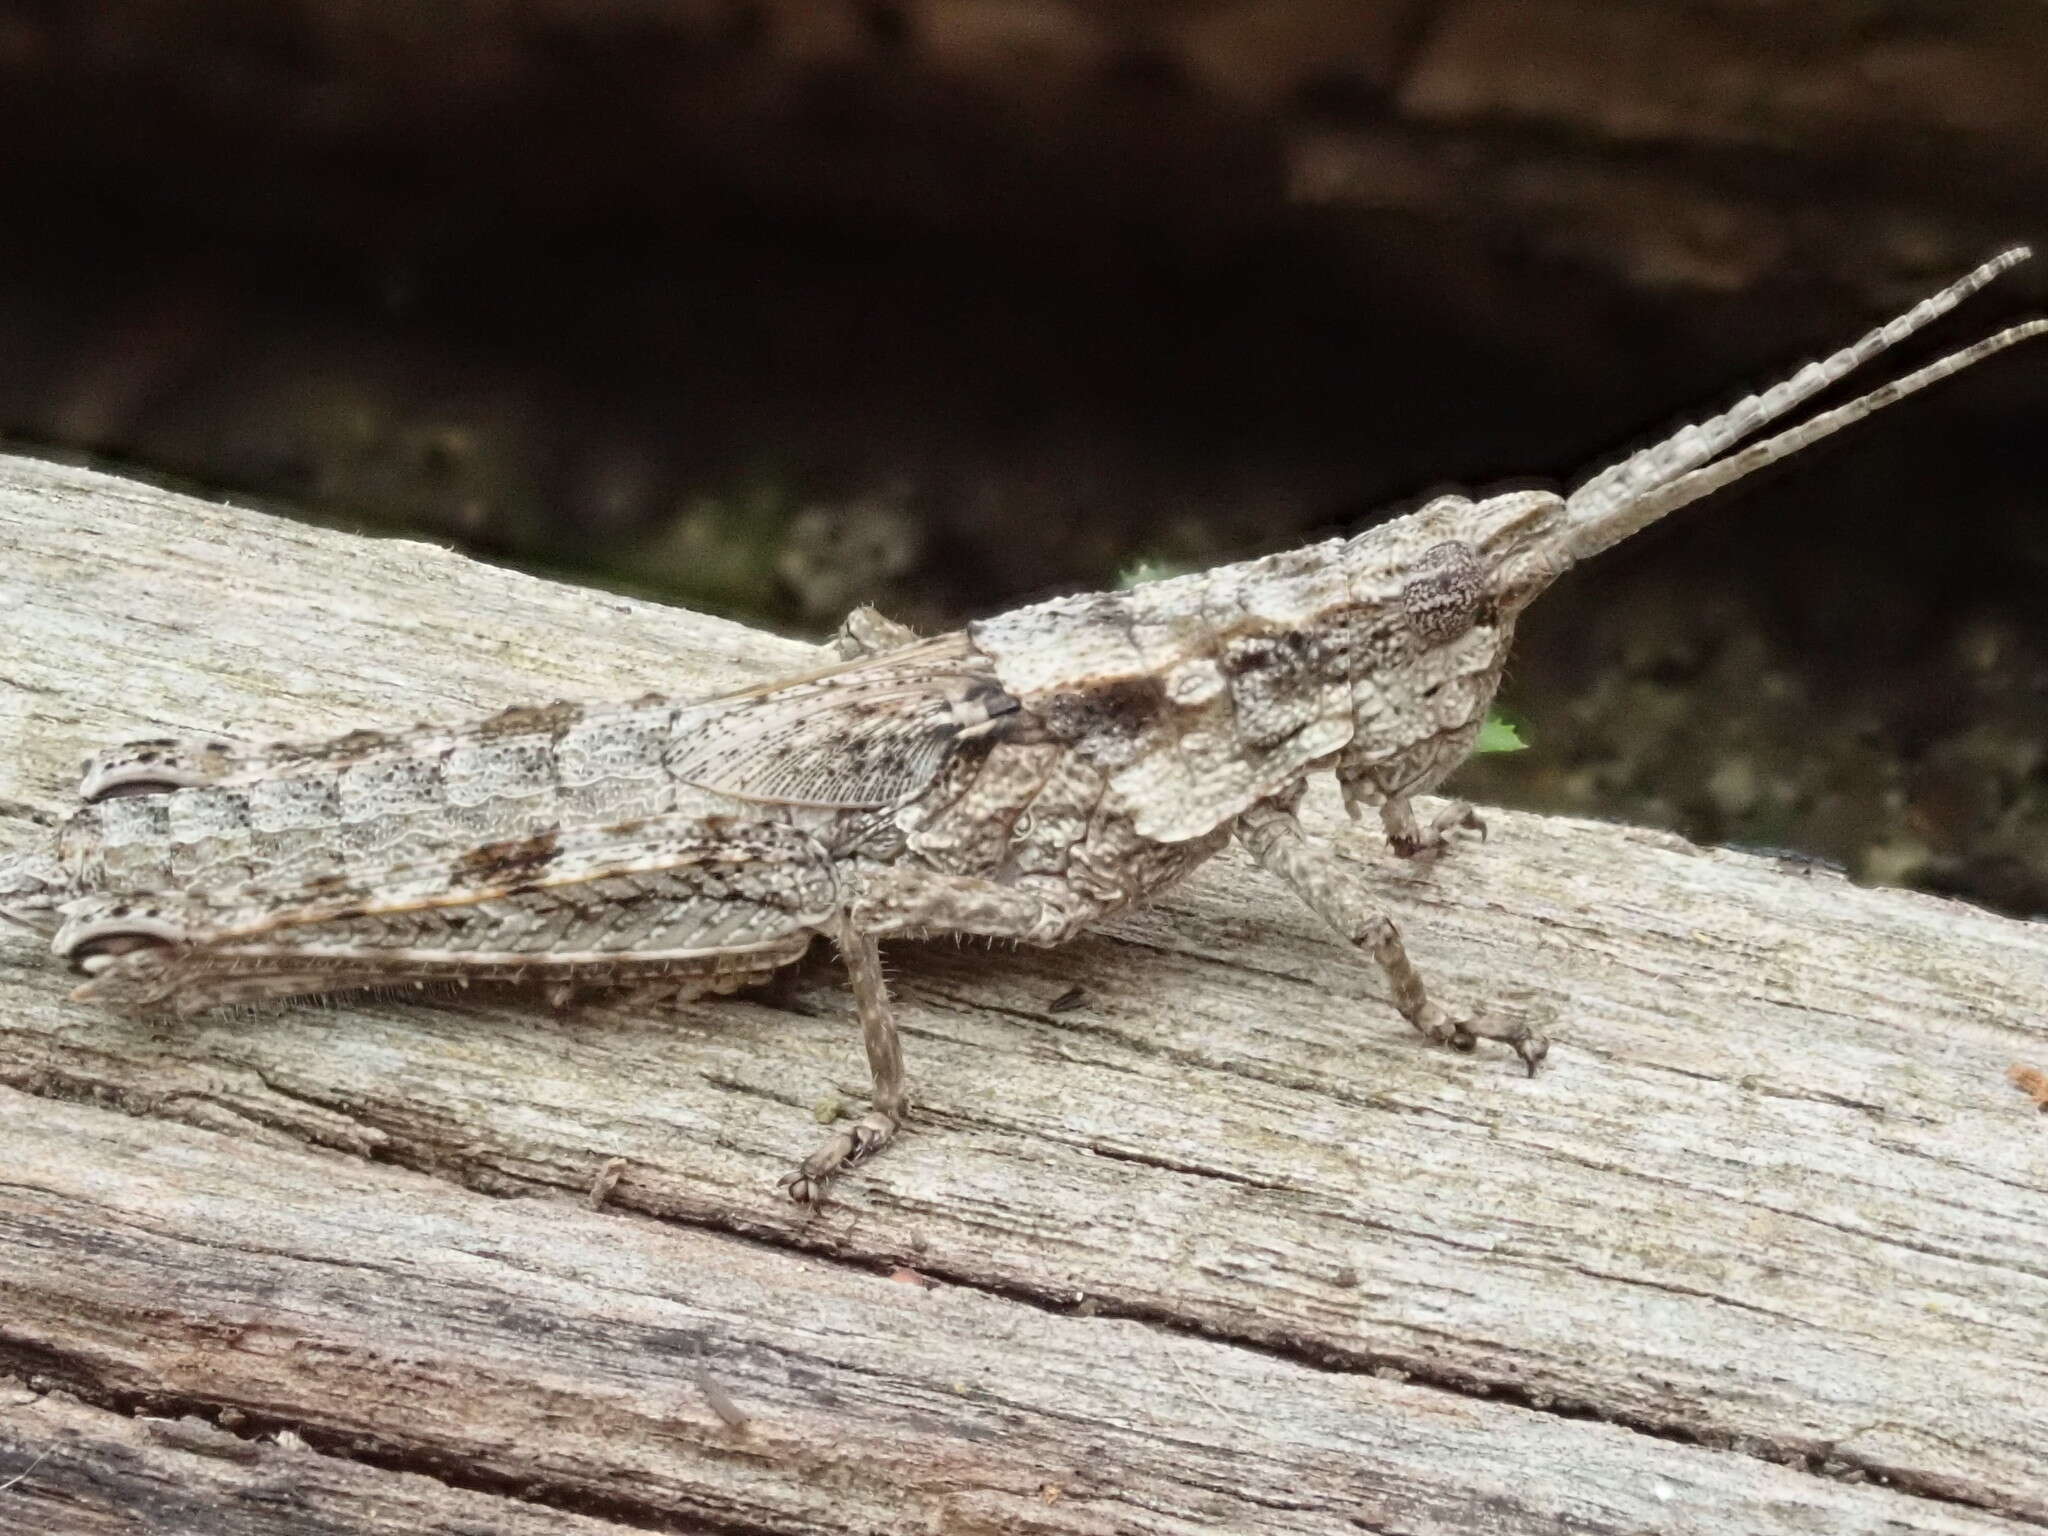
left=2, top=249, right=2042, bottom=1200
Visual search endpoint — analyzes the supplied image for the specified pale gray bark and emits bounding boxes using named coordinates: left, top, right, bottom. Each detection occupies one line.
left=1, top=453, right=2044, bottom=1534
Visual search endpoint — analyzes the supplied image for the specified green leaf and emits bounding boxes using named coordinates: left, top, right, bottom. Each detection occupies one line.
left=1476, top=712, right=1528, bottom=754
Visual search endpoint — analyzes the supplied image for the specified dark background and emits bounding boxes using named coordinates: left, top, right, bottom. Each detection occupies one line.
left=1, top=0, right=2044, bottom=912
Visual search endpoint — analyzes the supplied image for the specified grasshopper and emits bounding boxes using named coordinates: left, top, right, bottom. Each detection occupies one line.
left=3, top=250, right=2042, bottom=1200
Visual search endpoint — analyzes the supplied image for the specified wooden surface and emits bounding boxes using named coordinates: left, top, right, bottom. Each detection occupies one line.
left=1, top=452, right=2045, bottom=1535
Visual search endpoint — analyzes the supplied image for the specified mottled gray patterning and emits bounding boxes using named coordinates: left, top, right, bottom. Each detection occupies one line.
left=3, top=250, right=2043, bottom=1199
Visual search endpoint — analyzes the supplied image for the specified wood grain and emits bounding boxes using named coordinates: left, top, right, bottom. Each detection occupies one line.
left=2, top=453, right=2044, bottom=1534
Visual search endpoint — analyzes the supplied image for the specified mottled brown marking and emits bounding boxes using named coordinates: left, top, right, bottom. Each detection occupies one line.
left=477, top=701, right=585, bottom=738
left=1042, top=676, right=1169, bottom=743
left=1302, top=605, right=1410, bottom=682
left=453, top=829, right=563, bottom=885
left=1219, top=629, right=1314, bottom=678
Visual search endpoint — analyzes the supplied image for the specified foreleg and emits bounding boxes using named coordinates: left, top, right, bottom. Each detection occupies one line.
left=1338, top=737, right=1487, bottom=863
left=1236, top=802, right=1544, bottom=1073
left=1376, top=793, right=1486, bottom=862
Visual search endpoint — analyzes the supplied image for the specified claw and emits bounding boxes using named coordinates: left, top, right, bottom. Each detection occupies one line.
left=783, top=1108, right=901, bottom=1202
left=1418, top=1003, right=1547, bottom=1074
left=1460, top=1014, right=1549, bottom=1075
left=1380, top=799, right=1488, bottom=862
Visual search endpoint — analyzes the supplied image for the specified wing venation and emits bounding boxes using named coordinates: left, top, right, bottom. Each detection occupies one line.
left=665, top=633, right=1018, bottom=808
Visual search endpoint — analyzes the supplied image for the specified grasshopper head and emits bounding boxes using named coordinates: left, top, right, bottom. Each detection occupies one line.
left=1459, top=488, right=1574, bottom=620
left=1365, top=489, right=1572, bottom=654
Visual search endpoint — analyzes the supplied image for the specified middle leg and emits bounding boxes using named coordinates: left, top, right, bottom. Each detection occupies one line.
left=783, top=913, right=909, bottom=1202
left=781, top=868, right=1082, bottom=1201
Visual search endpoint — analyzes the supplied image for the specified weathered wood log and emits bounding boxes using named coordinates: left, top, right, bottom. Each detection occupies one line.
left=1, top=452, right=2044, bottom=1533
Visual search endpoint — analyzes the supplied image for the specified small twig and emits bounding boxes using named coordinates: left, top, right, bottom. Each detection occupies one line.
left=692, top=1365, right=751, bottom=1432
left=0, top=1446, right=53, bottom=1493
left=1166, top=1344, right=1248, bottom=1434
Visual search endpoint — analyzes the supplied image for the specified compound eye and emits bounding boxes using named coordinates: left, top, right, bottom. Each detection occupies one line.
left=1401, top=541, right=1490, bottom=646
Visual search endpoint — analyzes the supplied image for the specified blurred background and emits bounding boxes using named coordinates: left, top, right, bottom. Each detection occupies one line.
left=0, top=0, right=2043, bottom=913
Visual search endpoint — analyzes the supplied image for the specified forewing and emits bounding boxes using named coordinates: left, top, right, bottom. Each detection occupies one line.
left=664, top=633, right=1019, bottom=808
